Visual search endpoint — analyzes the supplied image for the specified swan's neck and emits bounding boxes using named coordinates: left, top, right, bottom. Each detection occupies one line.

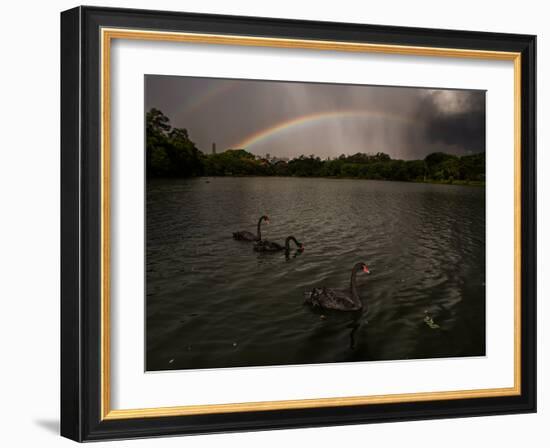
left=257, top=218, right=263, bottom=240
left=285, top=236, right=297, bottom=251
left=350, top=267, right=361, bottom=304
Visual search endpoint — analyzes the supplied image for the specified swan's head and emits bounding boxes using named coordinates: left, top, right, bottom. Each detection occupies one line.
left=262, top=215, right=270, bottom=223
left=361, top=263, right=370, bottom=274
left=297, top=242, right=305, bottom=251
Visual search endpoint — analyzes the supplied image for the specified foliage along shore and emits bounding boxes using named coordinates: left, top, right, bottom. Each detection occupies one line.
left=147, top=108, right=485, bottom=185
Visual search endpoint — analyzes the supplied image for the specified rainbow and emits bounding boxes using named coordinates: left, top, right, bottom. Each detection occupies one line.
left=180, top=81, right=239, bottom=116
left=233, top=110, right=416, bottom=149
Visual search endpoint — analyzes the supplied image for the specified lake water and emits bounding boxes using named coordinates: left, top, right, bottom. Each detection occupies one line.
left=146, top=177, right=485, bottom=371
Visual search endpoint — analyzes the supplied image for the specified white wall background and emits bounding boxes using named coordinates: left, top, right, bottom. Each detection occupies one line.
left=0, top=0, right=546, bottom=446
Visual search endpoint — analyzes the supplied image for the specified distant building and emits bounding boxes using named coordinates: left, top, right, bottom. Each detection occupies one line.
left=212, top=142, right=216, bottom=154
left=267, top=156, right=289, bottom=165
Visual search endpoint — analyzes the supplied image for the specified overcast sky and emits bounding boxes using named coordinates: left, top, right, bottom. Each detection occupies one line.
left=145, top=75, right=485, bottom=160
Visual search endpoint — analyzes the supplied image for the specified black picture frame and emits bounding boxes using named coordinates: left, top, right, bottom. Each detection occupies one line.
left=61, top=5, right=536, bottom=442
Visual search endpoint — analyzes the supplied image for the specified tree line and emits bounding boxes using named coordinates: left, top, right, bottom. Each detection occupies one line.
left=147, top=108, right=485, bottom=184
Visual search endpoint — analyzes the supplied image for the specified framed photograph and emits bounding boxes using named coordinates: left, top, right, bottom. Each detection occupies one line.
left=60, top=6, right=536, bottom=442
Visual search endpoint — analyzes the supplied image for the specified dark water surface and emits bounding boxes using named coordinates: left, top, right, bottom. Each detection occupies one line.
left=146, top=177, right=485, bottom=371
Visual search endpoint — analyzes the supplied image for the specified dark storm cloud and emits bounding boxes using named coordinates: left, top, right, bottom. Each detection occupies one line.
left=415, top=90, right=486, bottom=154
left=145, top=75, right=486, bottom=160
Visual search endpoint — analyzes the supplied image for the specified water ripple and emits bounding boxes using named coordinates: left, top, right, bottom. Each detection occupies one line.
left=146, top=177, right=486, bottom=370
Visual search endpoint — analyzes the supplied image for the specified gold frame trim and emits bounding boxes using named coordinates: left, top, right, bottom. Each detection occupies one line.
left=100, top=28, right=522, bottom=421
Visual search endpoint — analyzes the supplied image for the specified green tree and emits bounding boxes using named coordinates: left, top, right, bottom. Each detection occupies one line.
left=146, top=108, right=171, bottom=177
left=146, top=108, right=204, bottom=177
left=145, top=109, right=485, bottom=185
left=167, top=127, right=203, bottom=176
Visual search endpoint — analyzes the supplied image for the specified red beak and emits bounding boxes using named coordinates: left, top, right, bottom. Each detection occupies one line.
left=363, top=266, right=370, bottom=274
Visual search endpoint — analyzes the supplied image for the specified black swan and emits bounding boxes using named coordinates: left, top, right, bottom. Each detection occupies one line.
left=304, top=262, right=370, bottom=311
left=232, top=215, right=269, bottom=241
left=253, top=236, right=304, bottom=253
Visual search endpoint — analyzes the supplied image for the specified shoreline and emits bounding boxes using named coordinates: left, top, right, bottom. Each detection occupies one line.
left=148, top=175, right=485, bottom=188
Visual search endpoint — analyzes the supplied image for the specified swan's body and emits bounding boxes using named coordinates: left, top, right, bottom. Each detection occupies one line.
left=253, top=236, right=304, bottom=253
left=306, top=287, right=362, bottom=311
left=305, top=262, right=370, bottom=311
left=233, top=215, right=269, bottom=241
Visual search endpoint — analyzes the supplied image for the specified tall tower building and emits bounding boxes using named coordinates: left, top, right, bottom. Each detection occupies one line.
left=212, top=142, right=216, bottom=154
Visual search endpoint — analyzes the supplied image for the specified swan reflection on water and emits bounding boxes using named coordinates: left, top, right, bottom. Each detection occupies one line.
left=307, top=306, right=367, bottom=352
